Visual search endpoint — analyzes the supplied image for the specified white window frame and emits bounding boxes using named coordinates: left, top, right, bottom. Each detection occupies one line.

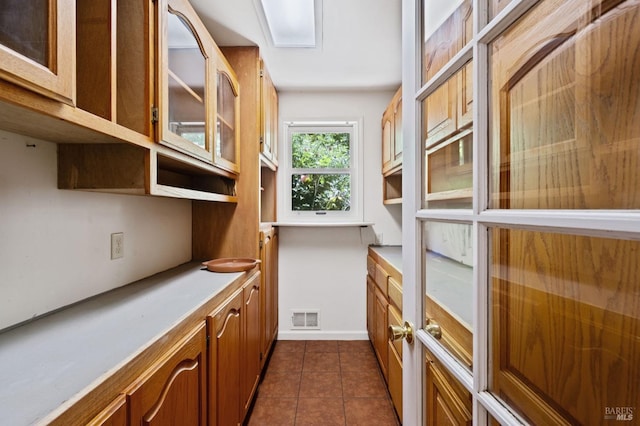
left=278, top=120, right=363, bottom=224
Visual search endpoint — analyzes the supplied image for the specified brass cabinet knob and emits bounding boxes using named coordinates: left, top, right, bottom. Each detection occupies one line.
left=425, top=319, right=442, bottom=340
left=388, top=321, right=414, bottom=344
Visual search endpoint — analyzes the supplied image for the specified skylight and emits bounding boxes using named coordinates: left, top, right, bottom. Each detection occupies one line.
left=259, top=0, right=316, bottom=47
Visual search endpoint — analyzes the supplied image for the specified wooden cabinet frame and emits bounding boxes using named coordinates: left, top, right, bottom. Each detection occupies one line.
left=0, top=0, right=75, bottom=104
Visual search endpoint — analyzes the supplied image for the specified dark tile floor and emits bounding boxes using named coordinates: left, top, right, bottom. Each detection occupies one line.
left=246, top=340, right=401, bottom=425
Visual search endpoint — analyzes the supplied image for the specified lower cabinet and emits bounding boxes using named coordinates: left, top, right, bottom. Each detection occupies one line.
left=259, top=226, right=278, bottom=369
left=366, top=248, right=402, bottom=420
left=242, top=274, right=261, bottom=415
left=208, top=271, right=262, bottom=426
left=87, top=395, right=127, bottom=426
left=127, top=323, right=207, bottom=426
left=209, top=288, right=243, bottom=426
left=49, top=270, right=271, bottom=426
left=425, top=349, right=472, bottom=425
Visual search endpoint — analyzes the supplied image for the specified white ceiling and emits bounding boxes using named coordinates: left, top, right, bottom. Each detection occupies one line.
left=190, top=0, right=402, bottom=92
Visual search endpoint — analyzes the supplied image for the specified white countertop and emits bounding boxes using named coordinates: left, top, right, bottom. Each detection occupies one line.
left=369, top=245, right=402, bottom=273
left=0, top=262, right=242, bottom=426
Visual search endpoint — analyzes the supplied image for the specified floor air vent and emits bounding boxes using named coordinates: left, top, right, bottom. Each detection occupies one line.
left=291, top=310, right=320, bottom=329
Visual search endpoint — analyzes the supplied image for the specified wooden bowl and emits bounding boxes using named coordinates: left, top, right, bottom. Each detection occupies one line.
left=201, top=258, right=261, bottom=273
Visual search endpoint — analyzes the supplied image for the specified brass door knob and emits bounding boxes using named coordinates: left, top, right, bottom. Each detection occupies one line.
left=425, top=319, right=442, bottom=339
left=388, top=321, right=414, bottom=344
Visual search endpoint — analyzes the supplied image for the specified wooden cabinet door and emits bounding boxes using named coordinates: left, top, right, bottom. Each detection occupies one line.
left=0, top=0, right=75, bottom=104
left=393, top=93, right=403, bottom=166
left=209, top=289, right=243, bottom=426
left=373, top=286, right=388, bottom=380
left=87, top=395, right=127, bottom=426
left=127, top=323, right=207, bottom=426
left=260, top=62, right=278, bottom=164
left=242, top=273, right=261, bottom=415
left=381, top=108, right=394, bottom=172
left=260, top=228, right=279, bottom=368
left=158, top=0, right=215, bottom=162
left=425, top=352, right=472, bottom=426
left=215, top=58, right=240, bottom=174
left=366, top=276, right=375, bottom=342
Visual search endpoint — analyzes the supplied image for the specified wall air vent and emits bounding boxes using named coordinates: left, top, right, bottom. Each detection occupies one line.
left=290, top=310, right=320, bottom=329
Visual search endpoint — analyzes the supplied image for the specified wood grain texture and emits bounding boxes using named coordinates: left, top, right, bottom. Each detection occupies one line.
left=425, top=350, right=472, bottom=426
left=208, top=288, right=244, bottom=426
left=127, top=323, right=207, bottom=426
left=0, top=0, right=75, bottom=104
left=86, top=394, right=126, bottom=426
left=192, top=47, right=263, bottom=261
left=76, top=0, right=115, bottom=120
left=242, top=274, right=261, bottom=417
left=491, top=0, right=639, bottom=209
left=491, top=228, right=640, bottom=424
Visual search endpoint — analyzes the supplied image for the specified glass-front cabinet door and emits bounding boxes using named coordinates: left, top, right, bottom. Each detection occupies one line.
left=0, top=0, right=74, bottom=103
left=158, top=0, right=214, bottom=162
left=215, top=58, right=240, bottom=173
left=402, top=0, right=640, bottom=424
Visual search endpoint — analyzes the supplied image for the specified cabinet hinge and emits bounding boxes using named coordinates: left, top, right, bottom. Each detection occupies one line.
left=259, top=136, right=264, bottom=146
left=151, top=107, right=159, bottom=124
left=259, top=240, right=264, bottom=249
left=259, top=69, right=264, bottom=78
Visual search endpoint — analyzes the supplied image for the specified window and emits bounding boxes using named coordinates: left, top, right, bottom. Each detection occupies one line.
left=280, top=121, right=362, bottom=223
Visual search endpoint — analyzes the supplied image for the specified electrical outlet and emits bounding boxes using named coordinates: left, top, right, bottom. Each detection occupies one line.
left=375, top=232, right=383, bottom=245
left=111, top=232, right=124, bottom=260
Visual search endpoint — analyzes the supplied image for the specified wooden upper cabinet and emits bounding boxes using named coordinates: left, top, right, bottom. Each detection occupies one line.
left=215, top=57, right=240, bottom=174
left=382, top=87, right=402, bottom=175
left=0, top=0, right=75, bottom=104
left=260, top=61, right=279, bottom=166
left=157, top=0, right=216, bottom=163
left=76, top=0, right=153, bottom=136
left=127, top=323, right=207, bottom=426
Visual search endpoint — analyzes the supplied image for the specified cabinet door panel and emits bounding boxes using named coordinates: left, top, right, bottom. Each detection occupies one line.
left=373, top=287, right=388, bottom=380
left=0, top=0, right=74, bottom=103
left=209, top=289, right=243, bottom=426
left=426, top=352, right=472, bottom=426
left=127, top=324, right=207, bottom=426
left=243, top=274, right=261, bottom=414
left=87, top=395, right=127, bottom=426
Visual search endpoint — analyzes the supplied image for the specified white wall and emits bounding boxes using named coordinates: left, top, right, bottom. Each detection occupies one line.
left=277, top=90, right=402, bottom=340
left=0, top=130, right=192, bottom=330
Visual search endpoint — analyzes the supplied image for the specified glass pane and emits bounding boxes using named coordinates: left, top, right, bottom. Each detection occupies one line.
left=489, top=0, right=640, bottom=209
left=490, top=228, right=640, bottom=424
left=167, top=12, right=206, bottom=150
left=291, top=173, right=351, bottom=211
left=423, top=62, right=474, bottom=209
left=423, top=221, right=474, bottom=368
left=291, top=133, right=350, bottom=169
left=216, top=72, right=237, bottom=163
left=422, top=0, right=472, bottom=85
left=0, top=0, right=49, bottom=66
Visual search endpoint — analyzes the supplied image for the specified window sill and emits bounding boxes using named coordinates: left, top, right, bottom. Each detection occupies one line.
left=270, top=221, right=374, bottom=228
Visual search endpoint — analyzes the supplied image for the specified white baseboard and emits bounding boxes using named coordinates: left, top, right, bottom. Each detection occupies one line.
left=277, top=330, right=369, bottom=340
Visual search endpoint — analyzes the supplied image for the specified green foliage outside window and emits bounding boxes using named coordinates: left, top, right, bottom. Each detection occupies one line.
left=291, top=132, right=351, bottom=211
